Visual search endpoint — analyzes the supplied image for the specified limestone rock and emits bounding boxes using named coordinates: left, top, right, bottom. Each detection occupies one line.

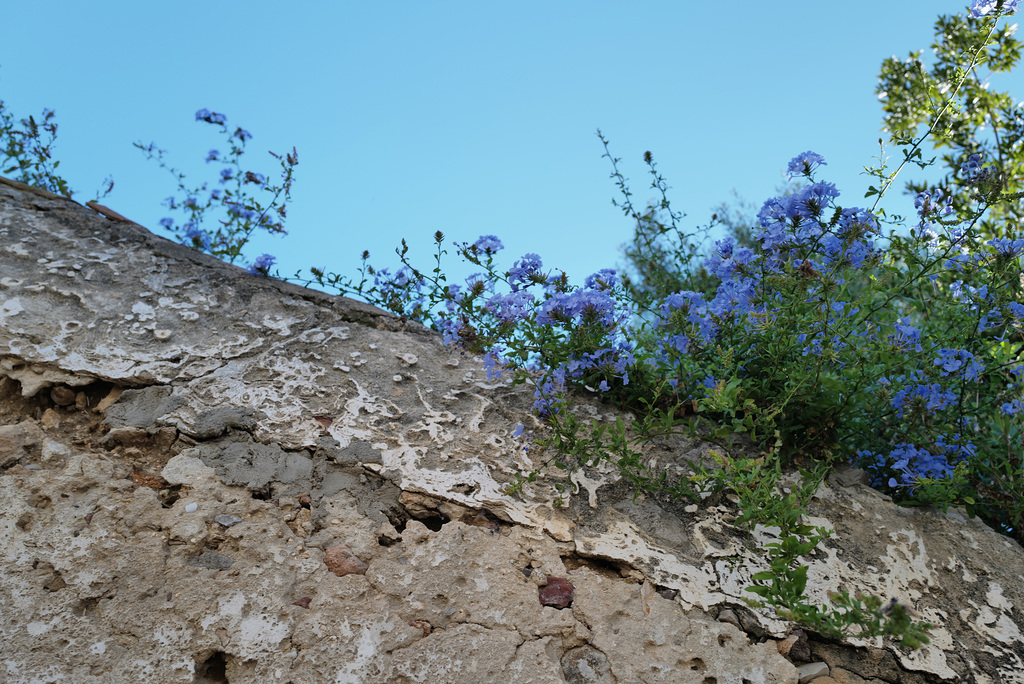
left=1, top=178, right=1023, bottom=681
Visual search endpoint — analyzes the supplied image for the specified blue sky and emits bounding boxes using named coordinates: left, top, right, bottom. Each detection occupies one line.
left=1, top=1, right=1016, bottom=288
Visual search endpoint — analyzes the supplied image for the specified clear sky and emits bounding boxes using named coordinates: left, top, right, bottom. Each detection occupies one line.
left=1, top=1, right=1018, bottom=289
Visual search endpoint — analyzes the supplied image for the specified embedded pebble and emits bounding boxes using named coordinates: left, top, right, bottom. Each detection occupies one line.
left=539, top=576, right=574, bottom=609
left=797, top=662, right=830, bottom=683
left=717, top=608, right=741, bottom=629
left=214, top=515, right=242, bottom=527
left=187, top=551, right=234, bottom=570
left=184, top=502, right=198, bottom=513
left=778, top=629, right=811, bottom=661
left=324, top=545, right=368, bottom=576
left=50, top=386, right=76, bottom=406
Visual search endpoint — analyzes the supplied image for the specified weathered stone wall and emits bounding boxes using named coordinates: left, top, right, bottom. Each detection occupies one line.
left=1, top=176, right=1022, bottom=683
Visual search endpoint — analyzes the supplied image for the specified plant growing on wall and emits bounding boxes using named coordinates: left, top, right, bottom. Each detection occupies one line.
left=3, top=0, right=1022, bottom=651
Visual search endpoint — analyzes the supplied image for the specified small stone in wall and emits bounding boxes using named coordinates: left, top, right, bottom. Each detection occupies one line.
left=324, top=545, right=368, bottom=576
left=797, top=661, right=830, bottom=683
left=408, top=620, right=431, bottom=636
left=539, top=576, right=574, bottom=609
left=777, top=629, right=811, bottom=662
left=187, top=551, right=234, bottom=570
left=717, top=608, right=741, bottom=629
left=214, top=515, right=242, bottom=528
left=50, top=386, right=76, bottom=406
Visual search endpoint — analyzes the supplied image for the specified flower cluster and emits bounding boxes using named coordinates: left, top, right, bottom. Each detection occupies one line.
left=786, top=151, right=827, bottom=179
left=969, top=0, right=1021, bottom=18
left=247, top=253, right=276, bottom=276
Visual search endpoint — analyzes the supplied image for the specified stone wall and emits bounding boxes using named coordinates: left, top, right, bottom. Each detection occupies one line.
left=1, top=176, right=1022, bottom=682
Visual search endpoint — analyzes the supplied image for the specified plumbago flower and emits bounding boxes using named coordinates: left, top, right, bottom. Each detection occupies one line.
left=969, top=0, right=1021, bottom=17
left=247, top=253, right=277, bottom=276
left=787, top=151, right=827, bottom=179
left=136, top=109, right=298, bottom=267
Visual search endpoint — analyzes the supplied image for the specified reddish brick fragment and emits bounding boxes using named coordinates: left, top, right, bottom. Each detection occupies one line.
left=324, top=545, right=368, bottom=576
left=539, top=576, right=574, bottom=609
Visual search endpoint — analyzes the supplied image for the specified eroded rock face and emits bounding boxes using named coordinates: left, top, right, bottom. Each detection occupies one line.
left=1, top=178, right=1023, bottom=682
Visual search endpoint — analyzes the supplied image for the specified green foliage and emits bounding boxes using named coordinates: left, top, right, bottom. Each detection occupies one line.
left=877, top=11, right=1024, bottom=234
left=0, top=101, right=76, bottom=199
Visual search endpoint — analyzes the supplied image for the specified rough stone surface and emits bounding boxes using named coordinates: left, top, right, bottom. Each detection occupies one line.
left=1, top=177, right=1023, bottom=682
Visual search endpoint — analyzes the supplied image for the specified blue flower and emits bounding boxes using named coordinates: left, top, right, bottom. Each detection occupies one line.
left=247, top=254, right=276, bottom=276
left=244, top=171, right=266, bottom=185
left=225, top=202, right=257, bottom=221
left=988, top=238, right=1024, bottom=257
left=886, top=443, right=957, bottom=487
left=705, top=238, right=759, bottom=280
left=483, top=348, right=506, bottom=381
left=1001, top=399, right=1023, bottom=415
left=914, top=188, right=953, bottom=218
left=891, top=381, right=956, bottom=417
left=439, top=318, right=464, bottom=346
left=889, top=317, right=924, bottom=352
left=508, top=253, right=544, bottom=290
left=585, top=268, right=619, bottom=291
left=933, top=348, right=983, bottom=380
left=537, top=289, right=619, bottom=328
left=158, top=217, right=174, bottom=229
left=183, top=225, right=212, bottom=251
left=755, top=221, right=790, bottom=252
left=962, top=153, right=984, bottom=177
left=787, top=151, right=826, bottom=179
left=234, top=128, right=252, bottom=142
left=792, top=181, right=840, bottom=220
left=473, top=235, right=504, bottom=254
left=485, top=290, right=535, bottom=322
left=206, top=149, right=220, bottom=163
left=220, top=168, right=234, bottom=183
left=195, top=109, right=227, bottom=125
left=958, top=152, right=998, bottom=184
left=969, top=0, right=1020, bottom=17
left=532, top=365, right=567, bottom=416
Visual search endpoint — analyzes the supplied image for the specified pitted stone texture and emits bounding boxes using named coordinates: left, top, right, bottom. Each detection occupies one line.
left=569, top=566, right=798, bottom=683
